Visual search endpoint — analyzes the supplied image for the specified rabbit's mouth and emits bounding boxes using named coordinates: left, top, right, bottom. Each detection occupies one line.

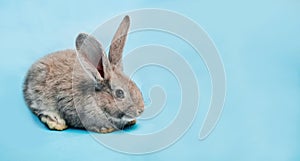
left=106, top=113, right=136, bottom=129
left=116, top=111, right=135, bottom=122
left=103, top=105, right=138, bottom=129
left=121, top=115, right=135, bottom=122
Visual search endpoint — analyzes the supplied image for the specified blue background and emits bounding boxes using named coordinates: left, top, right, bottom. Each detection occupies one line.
left=1, top=0, right=300, bottom=161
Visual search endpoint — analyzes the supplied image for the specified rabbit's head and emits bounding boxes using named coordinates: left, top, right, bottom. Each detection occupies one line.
left=75, top=16, right=144, bottom=124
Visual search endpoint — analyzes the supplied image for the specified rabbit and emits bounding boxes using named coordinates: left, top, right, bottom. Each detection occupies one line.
left=23, top=15, right=144, bottom=133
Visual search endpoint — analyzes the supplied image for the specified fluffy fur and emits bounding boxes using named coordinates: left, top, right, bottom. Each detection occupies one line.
left=23, top=16, right=144, bottom=133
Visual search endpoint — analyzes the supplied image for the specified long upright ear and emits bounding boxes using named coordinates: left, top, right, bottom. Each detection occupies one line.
left=108, top=15, right=130, bottom=70
left=76, top=33, right=111, bottom=80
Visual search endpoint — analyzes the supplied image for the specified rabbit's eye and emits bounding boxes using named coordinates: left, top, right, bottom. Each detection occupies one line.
left=115, top=89, right=124, bottom=99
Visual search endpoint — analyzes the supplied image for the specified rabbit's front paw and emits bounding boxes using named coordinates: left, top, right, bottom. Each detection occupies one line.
left=100, top=127, right=115, bottom=133
left=126, top=119, right=136, bottom=126
left=88, top=126, right=116, bottom=133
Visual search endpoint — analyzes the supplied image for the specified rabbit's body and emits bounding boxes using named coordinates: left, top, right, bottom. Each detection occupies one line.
left=24, top=50, right=81, bottom=130
left=23, top=16, right=144, bottom=133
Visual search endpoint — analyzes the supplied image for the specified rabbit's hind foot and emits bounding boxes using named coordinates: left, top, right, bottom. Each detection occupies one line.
left=39, top=112, right=68, bottom=131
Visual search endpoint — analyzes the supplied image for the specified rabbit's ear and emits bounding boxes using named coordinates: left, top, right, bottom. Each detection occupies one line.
left=108, top=15, right=130, bottom=71
left=76, top=33, right=111, bottom=80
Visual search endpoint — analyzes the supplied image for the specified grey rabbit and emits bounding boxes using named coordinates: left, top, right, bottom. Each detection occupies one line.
left=23, top=16, right=144, bottom=133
